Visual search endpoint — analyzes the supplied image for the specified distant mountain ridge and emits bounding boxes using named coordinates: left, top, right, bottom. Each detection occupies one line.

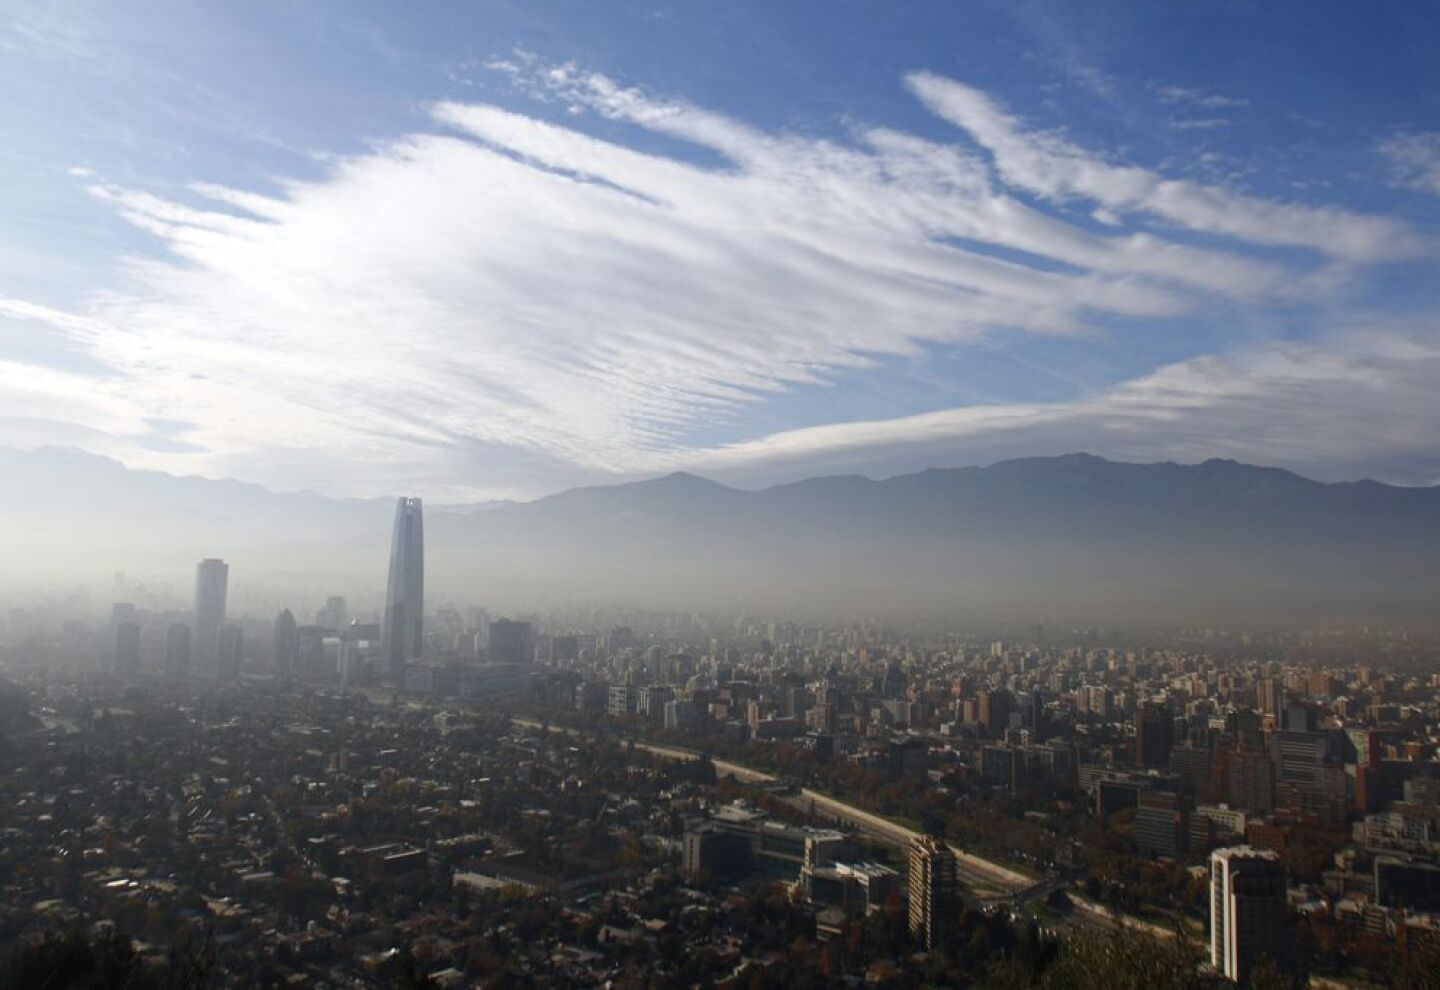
left=2, top=446, right=1437, bottom=623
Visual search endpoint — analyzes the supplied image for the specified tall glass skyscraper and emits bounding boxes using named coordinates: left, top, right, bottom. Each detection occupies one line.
left=193, top=557, right=229, bottom=677
left=383, top=497, right=424, bottom=681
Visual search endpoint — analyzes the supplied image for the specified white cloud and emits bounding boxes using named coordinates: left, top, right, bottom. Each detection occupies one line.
left=0, top=299, right=147, bottom=453
left=908, top=72, right=1423, bottom=262
left=1168, top=117, right=1230, bottom=132
left=1, top=68, right=1428, bottom=497
left=1156, top=85, right=1249, bottom=110
left=1381, top=131, right=1440, bottom=196
left=0, top=296, right=110, bottom=337
left=478, top=64, right=1290, bottom=298
left=682, top=328, right=1440, bottom=487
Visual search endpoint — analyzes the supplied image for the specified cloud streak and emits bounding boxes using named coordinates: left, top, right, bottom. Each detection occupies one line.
left=0, top=67, right=1430, bottom=497
left=907, top=72, right=1423, bottom=262
left=681, top=328, right=1440, bottom=487
left=1156, top=85, right=1249, bottom=110
left=1381, top=132, right=1440, bottom=196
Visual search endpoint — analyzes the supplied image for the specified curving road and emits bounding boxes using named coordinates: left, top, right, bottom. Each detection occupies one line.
left=510, top=717, right=1181, bottom=939
left=511, top=718, right=1032, bottom=894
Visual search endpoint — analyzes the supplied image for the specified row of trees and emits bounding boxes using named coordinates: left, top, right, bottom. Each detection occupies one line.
left=0, top=929, right=214, bottom=990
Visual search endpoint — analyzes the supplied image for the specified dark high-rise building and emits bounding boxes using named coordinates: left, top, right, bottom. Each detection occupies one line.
left=1282, top=701, right=1315, bottom=733
left=881, top=661, right=907, bottom=699
left=1136, top=702, right=1175, bottom=769
left=295, top=625, right=327, bottom=678
left=1211, top=846, right=1292, bottom=983
left=1029, top=688, right=1048, bottom=741
left=274, top=609, right=297, bottom=675
left=1134, top=790, right=1190, bottom=859
left=217, top=625, right=243, bottom=681
left=908, top=836, right=958, bottom=950
left=1170, top=745, right=1214, bottom=795
left=1258, top=678, right=1285, bottom=718
left=1229, top=749, right=1277, bottom=814
left=193, top=558, right=229, bottom=677
left=608, top=626, right=635, bottom=653
left=1228, top=709, right=1265, bottom=751
left=164, top=623, right=191, bottom=680
left=114, top=622, right=141, bottom=677
left=1271, top=730, right=1326, bottom=791
left=316, top=596, right=347, bottom=631
left=977, top=689, right=1013, bottom=738
left=489, top=618, right=534, bottom=665
left=382, top=497, right=424, bottom=682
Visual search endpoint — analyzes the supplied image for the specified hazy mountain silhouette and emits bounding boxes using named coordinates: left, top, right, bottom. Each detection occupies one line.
left=3, top=447, right=1437, bottom=623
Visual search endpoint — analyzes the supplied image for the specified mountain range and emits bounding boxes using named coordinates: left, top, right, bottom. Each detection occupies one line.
left=3, top=447, right=1437, bottom=624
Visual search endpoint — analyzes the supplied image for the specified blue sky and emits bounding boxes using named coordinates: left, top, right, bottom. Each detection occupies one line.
left=1, top=1, right=1438, bottom=499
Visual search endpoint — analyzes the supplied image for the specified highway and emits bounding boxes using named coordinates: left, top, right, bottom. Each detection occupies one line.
left=509, top=716, right=1182, bottom=938
left=511, top=717, right=1032, bottom=895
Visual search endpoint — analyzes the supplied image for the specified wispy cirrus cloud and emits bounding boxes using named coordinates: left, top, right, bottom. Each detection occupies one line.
left=1167, top=117, right=1230, bottom=132
left=1155, top=85, right=1249, bottom=110
left=1381, top=131, right=1440, bottom=196
left=908, top=72, right=1422, bottom=262
left=683, top=327, right=1440, bottom=487
left=0, top=295, right=110, bottom=337
left=0, top=297, right=144, bottom=451
left=0, top=65, right=1429, bottom=497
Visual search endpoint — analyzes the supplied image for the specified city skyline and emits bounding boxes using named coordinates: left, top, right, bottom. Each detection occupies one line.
left=4, top=7, right=1438, bottom=987
left=4, top=449, right=1439, bottom=625
left=5, top=572, right=1436, bottom=986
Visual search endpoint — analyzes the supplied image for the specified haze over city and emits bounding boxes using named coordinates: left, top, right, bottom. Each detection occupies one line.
left=2, top=3, right=1440, bottom=989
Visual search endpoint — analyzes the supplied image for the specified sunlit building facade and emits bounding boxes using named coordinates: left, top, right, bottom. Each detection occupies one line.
left=383, top=497, right=424, bottom=682
left=193, top=558, right=228, bottom=678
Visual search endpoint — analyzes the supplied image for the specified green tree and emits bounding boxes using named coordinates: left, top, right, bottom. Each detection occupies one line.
left=0, top=928, right=215, bottom=990
left=1014, top=923, right=1207, bottom=990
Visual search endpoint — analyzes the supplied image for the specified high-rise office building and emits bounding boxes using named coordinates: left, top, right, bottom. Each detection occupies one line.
left=1210, top=846, right=1292, bottom=983
left=1229, top=749, right=1277, bottom=814
left=1136, top=702, right=1175, bottom=769
left=977, top=689, right=1013, bottom=738
left=339, top=623, right=381, bottom=689
left=274, top=609, right=297, bottom=675
left=1029, top=688, right=1048, bottom=741
left=1258, top=677, right=1285, bottom=718
left=1134, top=789, right=1190, bottom=859
left=316, top=596, right=347, bottom=631
left=382, top=497, right=424, bottom=682
left=908, top=836, right=958, bottom=950
left=193, top=558, right=229, bottom=677
left=881, top=661, right=906, bottom=699
left=608, top=625, right=635, bottom=653
left=114, top=622, right=141, bottom=677
left=1080, top=684, right=1113, bottom=719
left=217, top=625, right=243, bottom=682
left=488, top=618, right=534, bottom=665
left=164, top=623, right=191, bottom=680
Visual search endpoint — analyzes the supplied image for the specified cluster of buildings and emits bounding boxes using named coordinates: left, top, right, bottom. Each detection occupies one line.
left=90, top=499, right=548, bottom=701
left=108, top=557, right=236, bottom=681
left=0, top=671, right=1003, bottom=986
left=527, top=624, right=1440, bottom=981
left=3, top=493, right=1440, bottom=984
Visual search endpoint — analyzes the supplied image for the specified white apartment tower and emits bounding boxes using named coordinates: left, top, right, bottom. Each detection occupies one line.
left=1210, top=845, right=1291, bottom=983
